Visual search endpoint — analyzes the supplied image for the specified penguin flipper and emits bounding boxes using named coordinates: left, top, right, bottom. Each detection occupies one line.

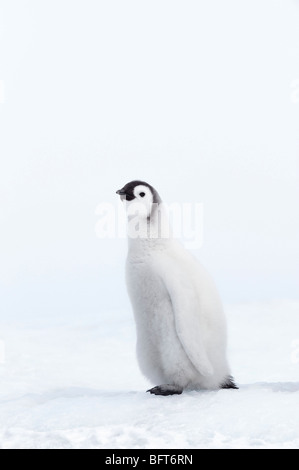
left=155, top=254, right=214, bottom=378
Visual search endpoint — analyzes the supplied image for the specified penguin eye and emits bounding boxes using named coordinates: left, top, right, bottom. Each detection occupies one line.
left=139, top=192, right=146, bottom=198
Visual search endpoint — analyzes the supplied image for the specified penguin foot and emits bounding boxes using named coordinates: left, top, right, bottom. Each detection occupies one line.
left=221, top=375, right=239, bottom=390
left=147, top=385, right=183, bottom=396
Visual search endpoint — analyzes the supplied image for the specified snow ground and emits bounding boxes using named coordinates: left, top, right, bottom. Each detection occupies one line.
left=0, top=300, right=299, bottom=449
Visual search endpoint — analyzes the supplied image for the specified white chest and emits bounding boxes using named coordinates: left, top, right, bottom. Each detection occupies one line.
left=125, top=253, right=200, bottom=386
left=126, top=255, right=176, bottom=338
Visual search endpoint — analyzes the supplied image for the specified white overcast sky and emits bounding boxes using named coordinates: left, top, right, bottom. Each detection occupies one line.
left=0, top=0, right=298, bottom=319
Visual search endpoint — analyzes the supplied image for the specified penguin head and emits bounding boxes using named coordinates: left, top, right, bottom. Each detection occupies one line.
left=116, top=181, right=161, bottom=219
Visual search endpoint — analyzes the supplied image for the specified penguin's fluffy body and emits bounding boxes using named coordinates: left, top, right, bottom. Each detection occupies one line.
left=117, top=180, right=237, bottom=395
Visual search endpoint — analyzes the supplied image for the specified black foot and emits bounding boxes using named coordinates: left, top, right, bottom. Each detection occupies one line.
left=147, top=384, right=183, bottom=396
left=221, top=375, right=239, bottom=389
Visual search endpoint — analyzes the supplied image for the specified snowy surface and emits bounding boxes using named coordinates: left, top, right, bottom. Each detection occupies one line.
left=0, top=300, right=299, bottom=449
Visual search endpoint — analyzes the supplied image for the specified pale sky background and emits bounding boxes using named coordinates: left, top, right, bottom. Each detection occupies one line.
left=0, top=0, right=298, bottom=320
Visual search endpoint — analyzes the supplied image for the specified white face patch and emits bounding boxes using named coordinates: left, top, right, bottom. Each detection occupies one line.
left=133, top=185, right=154, bottom=218
left=133, top=185, right=152, bottom=202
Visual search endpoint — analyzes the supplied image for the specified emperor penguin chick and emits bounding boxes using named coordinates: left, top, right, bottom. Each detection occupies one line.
left=116, top=180, right=237, bottom=396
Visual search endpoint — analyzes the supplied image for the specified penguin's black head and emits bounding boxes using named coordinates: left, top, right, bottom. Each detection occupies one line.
left=116, top=181, right=162, bottom=204
left=116, top=181, right=162, bottom=220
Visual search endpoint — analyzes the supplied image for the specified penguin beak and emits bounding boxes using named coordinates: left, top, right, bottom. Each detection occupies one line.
left=116, top=189, right=126, bottom=196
